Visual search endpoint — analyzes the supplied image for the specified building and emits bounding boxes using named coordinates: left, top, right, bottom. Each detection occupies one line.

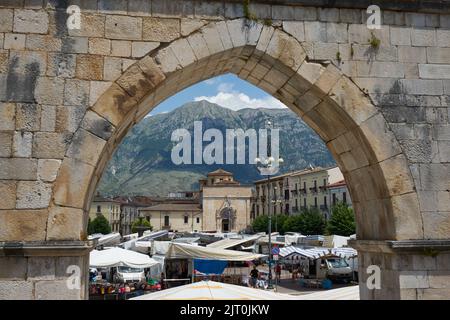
left=89, top=194, right=121, bottom=233
left=327, top=180, right=353, bottom=216
left=201, top=169, right=253, bottom=233
left=253, top=166, right=350, bottom=219
left=139, top=169, right=253, bottom=233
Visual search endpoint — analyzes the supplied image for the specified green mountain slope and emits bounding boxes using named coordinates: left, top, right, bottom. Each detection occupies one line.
left=97, top=100, right=335, bottom=196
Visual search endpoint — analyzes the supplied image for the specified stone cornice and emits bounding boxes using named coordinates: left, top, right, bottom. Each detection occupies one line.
left=0, top=241, right=94, bottom=257
left=349, top=239, right=450, bottom=254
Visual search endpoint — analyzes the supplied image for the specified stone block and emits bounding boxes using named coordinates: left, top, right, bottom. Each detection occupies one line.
left=47, top=53, right=76, bottom=78
left=422, top=211, right=450, bottom=239
left=427, top=48, right=450, bottom=64
left=151, top=0, right=194, bottom=18
left=12, top=131, right=32, bottom=157
left=437, top=30, right=450, bottom=47
left=27, top=257, right=55, bottom=280
left=318, top=8, right=339, bottom=22
left=68, top=13, right=105, bottom=38
left=16, top=103, right=41, bottom=131
left=105, top=15, right=142, bottom=40
left=181, top=19, right=206, bottom=36
left=13, top=9, right=48, bottom=34
left=0, top=9, right=13, bottom=32
left=401, top=79, right=443, bottom=95
left=81, top=110, right=115, bottom=140
left=47, top=206, right=84, bottom=240
left=55, top=105, right=85, bottom=133
left=40, top=105, right=56, bottom=132
left=340, top=8, right=362, bottom=23
left=293, top=7, right=317, bottom=21
left=61, top=37, right=88, bottom=54
left=379, top=155, right=415, bottom=196
left=142, top=17, right=179, bottom=42
left=111, top=40, right=132, bottom=57
left=4, top=33, right=25, bottom=49
left=326, top=22, right=348, bottom=43
left=76, top=54, right=104, bottom=80
left=390, top=26, right=411, bottom=45
left=0, top=103, right=15, bottom=130
left=272, top=5, right=294, bottom=20
left=34, top=77, right=65, bottom=105
left=282, top=21, right=305, bottom=42
left=88, top=38, right=111, bottom=55
left=194, top=0, right=224, bottom=19
left=0, top=181, right=16, bottom=209
left=66, top=128, right=106, bottom=166
left=131, top=41, right=160, bottom=57
left=128, top=0, right=152, bottom=17
left=16, top=181, right=52, bottom=209
left=398, top=46, right=426, bottom=63
left=438, top=141, right=450, bottom=162
left=0, top=281, right=33, bottom=300
left=0, top=257, right=27, bottom=280
left=405, top=13, right=426, bottom=27
left=33, top=132, right=70, bottom=159
left=0, top=209, right=47, bottom=241
left=419, top=163, right=449, bottom=191
left=26, top=34, right=61, bottom=52
left=314, top=42, right=338, bottom=60
left=38, top=159, right=61, bottom=182
left=64, top=79, right=90, bottom=106
left=35, top=280, right=81, bottom=300
left=411, top=28, right=436, bottom=46
left=103, top=57, right=123, bottom=81
left=304, top=21, right=327, bottom=42
left=0, top=131, right=12, bottom=157
left=89, top=81, right=112, bottom=107
left=419, top=64, right=450, bottom=80
left=53, top=157, right=95, bottom=209
left=399, top=271, right=429, bottom=289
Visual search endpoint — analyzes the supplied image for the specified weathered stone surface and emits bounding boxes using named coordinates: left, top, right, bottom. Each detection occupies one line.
left=81, top=110, right=115, bottom=141
left=16, top=181, right=52, bottom=209
left=38, top=159, right=61, bottom=182
left=0, top=181, right=16, bottom=209
left=391, top=192, right=424, bottom=240
left=103, top=57, right=123, bottom=81
left=46, top=53, right=76, bottom=78
left=181, top=18, right=206, bottom=36
left=12, top=131, right=32, bottom=157
left=61, top=37, right=88, bottom=54
left=40, top=105, right=56, bottom=132
left=89, top=38, right=111, bottom=55
left=26, top=35, right=61, bottom=51
left=64, top=79, right=90, bottom=106
left=76, top=54, right=104, bottom=80
left=143, top=17, right=180, bottom=42
left=35, top=280, right=81, bottom=300
left=0, top=257, right=26, bottom=280
left=32, top=132, right=69, bottom=159
left=47, top=206, right=84, bottom=240
left=68, top=14, right=105, bottom=38
left=53, top=157, right=95, bottom=209
left=4, top=33, right=26, bottom=50
left=0, top=9, right=13, bottom=32
left=422, top=211, right=450, bottom=239
left=111, top=40, right=132, bottom=57
left=131, top=41, right=160, bottom=57
left=13, top=9, right=48, bottom=34
left=0, top=209, right=47, bottom=241
left=16, top=104, right=40, bottom=131
left=0, top=158, right=37, bottom=180
left=0, top=103, right=15, bottom=130
left=0, top=131, right=12, bottom=157
left=34, top=77, right=65, bottom=105
left=105, top=15, right=142, bottom=40
left=66, top=128, right=106, bottom=166
left=0, top=281, right=33, bottom=300
left=27, top=257, right=55, bottom=280
left=55, top=105, right=85, bottom=133
left=91, top=83, right=137, bottom=126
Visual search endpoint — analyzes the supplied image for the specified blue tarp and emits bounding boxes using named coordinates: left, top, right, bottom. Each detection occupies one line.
left=194, top=259, right=228, bottom=275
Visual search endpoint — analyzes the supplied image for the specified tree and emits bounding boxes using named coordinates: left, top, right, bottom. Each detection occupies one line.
left=327, top=203, right=356, bottom=236
left=251, top=214, right=289, bottom=234
left=131, top=217, right=153, bottom=233
left=282, top=208, right=326, bottom=235
left=89, top=214, right=111, bottom=235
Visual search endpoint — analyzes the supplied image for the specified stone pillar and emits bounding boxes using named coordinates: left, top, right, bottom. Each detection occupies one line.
left=350, top=240, right=450, bottom=299
left=0, top=241, right=92, bottom=300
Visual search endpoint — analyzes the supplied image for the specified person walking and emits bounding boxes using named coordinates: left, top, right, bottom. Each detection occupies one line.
left=249, top=266, right=259, bottom=288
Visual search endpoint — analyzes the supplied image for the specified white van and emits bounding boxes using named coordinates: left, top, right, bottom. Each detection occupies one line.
left=114, top=266, right=146, bottom=283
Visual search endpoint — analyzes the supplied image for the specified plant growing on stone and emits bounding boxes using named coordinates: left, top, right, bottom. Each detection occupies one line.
left=243, top=0, right=258, bottom=21
left=336, top=51, right=342, bottom=62
left=368, top=32, right=381, bottom=49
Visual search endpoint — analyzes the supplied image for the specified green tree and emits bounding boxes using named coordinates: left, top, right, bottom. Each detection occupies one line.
left=251, top=214, right=290, bottom=234
left=327, top=203, right=356, bottom=236
left=282, top=208, right=326, bottom=235
left=131, top=217, right=153, bottom=233
left=89, top=214, right=111, bottom=235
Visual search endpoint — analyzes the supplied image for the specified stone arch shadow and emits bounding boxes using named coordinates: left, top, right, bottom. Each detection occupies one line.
left=49, top=19, right=423, bottom=245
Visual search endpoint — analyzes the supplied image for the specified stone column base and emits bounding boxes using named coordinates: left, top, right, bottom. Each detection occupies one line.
left=0, top=241, right=92, bottom=300
left=350, top=239, right=450, bottom=300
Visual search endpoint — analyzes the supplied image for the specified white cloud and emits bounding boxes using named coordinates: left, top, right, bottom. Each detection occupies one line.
left=194, top=91, right=287, bottom=111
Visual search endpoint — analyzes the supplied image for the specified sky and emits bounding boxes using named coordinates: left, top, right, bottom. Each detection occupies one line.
left=149, top=73, right=287, bottom=116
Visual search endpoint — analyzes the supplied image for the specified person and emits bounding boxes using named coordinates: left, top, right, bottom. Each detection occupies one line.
left=249, top=265, right=259, bottom=288
left=292, top=265, right=298, bottom=280
left=275, top=264, right=282, bottom=280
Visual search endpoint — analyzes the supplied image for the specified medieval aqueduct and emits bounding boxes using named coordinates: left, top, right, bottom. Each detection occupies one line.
left=0, top=0, right=449, bottom=299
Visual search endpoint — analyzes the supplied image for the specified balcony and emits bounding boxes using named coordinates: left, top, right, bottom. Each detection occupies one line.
left=320, top=205, right=329, bottom=211
left=291, top=189, right=298, bottom=195
left=299, top=188, right=307, bottom=194
left=309, top=186, right=318, bottom=193
left=319, top=186, right=327, bottom=192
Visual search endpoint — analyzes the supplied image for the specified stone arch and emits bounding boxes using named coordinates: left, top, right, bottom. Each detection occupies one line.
left=49, top=19, right=422, bottom=244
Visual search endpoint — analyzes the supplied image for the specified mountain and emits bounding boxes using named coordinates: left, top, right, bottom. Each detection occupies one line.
left=97, top=100, right=335, bottom=196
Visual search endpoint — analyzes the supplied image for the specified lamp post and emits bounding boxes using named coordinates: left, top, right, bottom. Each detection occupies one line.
left=255, top=119, right=283, bottom=290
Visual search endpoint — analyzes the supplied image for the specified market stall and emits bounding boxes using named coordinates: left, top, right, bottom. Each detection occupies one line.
left=89, top=247, right=162, bottom=300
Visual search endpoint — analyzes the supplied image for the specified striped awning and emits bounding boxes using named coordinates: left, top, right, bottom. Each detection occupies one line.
left=279, top=246, right=357, bottom=259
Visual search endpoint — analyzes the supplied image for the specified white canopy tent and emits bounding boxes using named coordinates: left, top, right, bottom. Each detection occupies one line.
left=206, top=235, right=261, bottom=250
left=131, top=280, right=301, bottom=300
left=165, top=243, right=266, bottom=261
left=280, top=246, right=357, bottom=260
left=89, top=247, right=160, bottom=269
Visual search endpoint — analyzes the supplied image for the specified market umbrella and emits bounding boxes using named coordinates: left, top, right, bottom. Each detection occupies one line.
left=90, top=247, right=159, bottom=269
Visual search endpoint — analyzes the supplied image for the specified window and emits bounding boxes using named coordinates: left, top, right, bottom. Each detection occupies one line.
left=196, top=217, right=200, bottom=224
left=333, top=193, right=337, bottom=205
left=303, top=198, right=306, bottom=207
left=303, top=182, right=306, bottom=190
left=314, top=197, right=317, bottom=207
left=184, top=215, right=188, bottom=224
left=164, top=215, right=170, bottom=226
left=343, top=192, right=347, bottom=204
left=323, top=179, right=326, bottom=186
left=314, top=180, right=317, bottom=188
left=324, top=196, right=327, bottom=207
left=97, top=205, right=101, bottom=213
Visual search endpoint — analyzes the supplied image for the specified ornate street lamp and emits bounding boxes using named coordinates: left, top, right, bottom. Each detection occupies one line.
left=254, top=119, right=283, bottom=290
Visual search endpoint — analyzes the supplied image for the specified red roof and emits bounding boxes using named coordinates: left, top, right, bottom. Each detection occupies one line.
left=327, top=180, right=347, bottom=188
